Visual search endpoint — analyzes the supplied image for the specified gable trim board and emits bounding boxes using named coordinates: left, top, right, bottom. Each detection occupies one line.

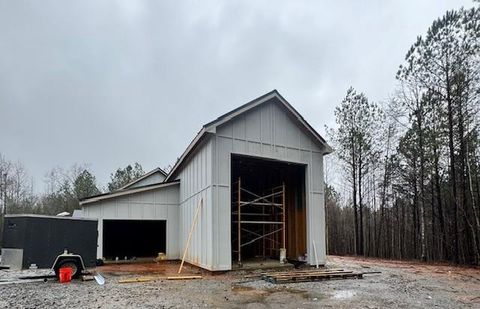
left=119, top=167, right=168, bottom=190
left=81, top=90, right=331, bottom=271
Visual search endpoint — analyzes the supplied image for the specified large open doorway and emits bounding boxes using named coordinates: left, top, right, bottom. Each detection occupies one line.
left=103, top=220, right=166, bottom=260
left=231, top=154, right=306, bottom=267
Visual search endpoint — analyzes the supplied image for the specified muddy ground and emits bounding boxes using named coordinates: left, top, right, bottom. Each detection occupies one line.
left=1, top=255, right=480, bottom=308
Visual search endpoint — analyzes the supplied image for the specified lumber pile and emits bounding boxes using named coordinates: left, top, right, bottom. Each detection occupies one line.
left=262, top=269, right=364, bottom=284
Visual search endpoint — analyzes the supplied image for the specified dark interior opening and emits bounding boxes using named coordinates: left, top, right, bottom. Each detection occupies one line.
left=103, top=220, right=166, bottom=260
left=231, top=154, right=306, bottom=265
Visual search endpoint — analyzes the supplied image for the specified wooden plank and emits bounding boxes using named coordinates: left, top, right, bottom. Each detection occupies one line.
left=264, top=267, right=344, bottom=274
left=269, top=272, right=353, bottom=278
left=269, top=273, right=363, bottom=284
left=268, top=270, right=351, bottom=276
left=276, top=274, right=361, bottom=283
left=262, top=268, right=344, bottom=277
left=118, top=277, right=157, bottom=284
left=178, top=198, right=203, bottom=274
left=167, top=275, right=202, bottom=280
left=267, top=271, right=354, bottom=279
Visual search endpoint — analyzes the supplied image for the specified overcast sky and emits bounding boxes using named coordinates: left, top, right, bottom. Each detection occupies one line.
left=0, top=0, right=475, bottom=191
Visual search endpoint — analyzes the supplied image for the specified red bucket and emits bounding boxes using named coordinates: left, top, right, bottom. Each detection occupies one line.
left=59, top=267, right=73, bottom=283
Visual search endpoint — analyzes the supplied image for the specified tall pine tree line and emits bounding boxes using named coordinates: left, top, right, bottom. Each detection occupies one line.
left=327, top=5, right=480, bottom=264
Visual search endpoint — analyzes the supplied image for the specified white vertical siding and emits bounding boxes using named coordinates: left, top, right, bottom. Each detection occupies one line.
left=128, top=173, right=166, bottom=188
left=82, top=184, right=180, bottom=260
left=177, top=138, right=215, bottom=270
left=212, top=101, right=327, bottom=269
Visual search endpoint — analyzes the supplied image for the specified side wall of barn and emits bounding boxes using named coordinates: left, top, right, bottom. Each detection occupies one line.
left=82, top=184, right=180, bottom=260
left=176, top=138, right=215, bottom=270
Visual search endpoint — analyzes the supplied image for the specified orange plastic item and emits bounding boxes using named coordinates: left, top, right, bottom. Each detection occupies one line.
left=59, top=267, right=73, bottom=283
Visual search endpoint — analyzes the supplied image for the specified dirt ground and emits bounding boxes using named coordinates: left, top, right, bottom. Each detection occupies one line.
left=1, top=255, right=480, bottom=308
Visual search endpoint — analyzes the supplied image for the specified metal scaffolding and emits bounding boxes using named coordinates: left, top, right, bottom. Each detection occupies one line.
left=232, top=177, right=286, bottom=266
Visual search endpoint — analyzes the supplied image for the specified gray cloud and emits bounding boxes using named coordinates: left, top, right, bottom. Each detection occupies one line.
left=0, top=0, right=474, bottom=190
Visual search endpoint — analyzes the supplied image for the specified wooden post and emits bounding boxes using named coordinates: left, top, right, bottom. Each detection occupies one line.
left=238, top=177, right=242, bottom=266
left=178, top=198, right=203, bottom=274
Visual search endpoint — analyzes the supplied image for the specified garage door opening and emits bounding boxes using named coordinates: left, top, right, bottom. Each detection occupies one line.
left=231, top=154, right=306, bottom=267
left=103, top=220, right=166, bottom=260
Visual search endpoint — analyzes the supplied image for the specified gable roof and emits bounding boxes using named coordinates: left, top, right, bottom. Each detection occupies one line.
left=80, top=180, right=179, bottom=206
left=166, top=90, right=332, bottom=181
left=118, top=167, right=167, bottom=190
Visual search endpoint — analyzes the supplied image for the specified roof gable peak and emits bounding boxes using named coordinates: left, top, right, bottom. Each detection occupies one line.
left=119, top=167, right=167, bottom=190
left=165, top=90, right=331, bottom=181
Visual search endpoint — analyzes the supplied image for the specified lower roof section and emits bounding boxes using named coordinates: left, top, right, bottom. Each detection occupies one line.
left=79, top=180, right=180, bottom=206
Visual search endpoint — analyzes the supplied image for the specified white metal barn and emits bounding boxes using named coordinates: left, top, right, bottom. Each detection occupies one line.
left=81, top=90, right=332, bottom=271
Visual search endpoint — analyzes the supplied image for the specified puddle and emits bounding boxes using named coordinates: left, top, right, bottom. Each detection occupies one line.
left=231, top=285, right=255, bottom=292
left=332, top=290, right=356, bottom=299
left=231, top=284, right=324, bottom=305
left=231, top=285, right=269, bottom=296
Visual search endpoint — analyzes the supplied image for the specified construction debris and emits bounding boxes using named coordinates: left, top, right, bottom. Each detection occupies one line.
left=81, top=275, right=95, bottom=282
left=94, top=273, right=105, bottom=285
left=0, top=278, right=47, bottom=286
left=154, top=252, right=166, bottom=263
left=119, top=277, right=156, bottom=284
left=262, top=269, right=380, bottom=284
left=18, top=274, right=56, bottom=280
left=167, top=275, right=202, bottom=280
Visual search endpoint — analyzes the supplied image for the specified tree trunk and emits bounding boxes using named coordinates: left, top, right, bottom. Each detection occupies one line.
left=352, top=136, right=359, bottom=255
left=413, top=157, right=419, bottom=259
left=434, top=143, right=448, bottom=260
left=417, top=108, right=427, bottom=261
left=431, top=176, right=436, bottom=261
left=446, top=75, right=460, bottom=263
left=358, top=151, right=364, bottom=256
left=377, top=127, right=392, bottom=258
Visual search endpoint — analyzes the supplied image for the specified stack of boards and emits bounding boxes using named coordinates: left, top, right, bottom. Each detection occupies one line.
left=262, top=268, right=365, bottom=284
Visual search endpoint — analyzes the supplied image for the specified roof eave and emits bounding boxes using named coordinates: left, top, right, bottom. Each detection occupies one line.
left=80, top=180, right=180, bottom=206
left=165, top=128, right=208, bottom=181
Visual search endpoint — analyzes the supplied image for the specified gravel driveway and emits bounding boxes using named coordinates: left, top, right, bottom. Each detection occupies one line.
left=1, top=256, right=479, bottom=308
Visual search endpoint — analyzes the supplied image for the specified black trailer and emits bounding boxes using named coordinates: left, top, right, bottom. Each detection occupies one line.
left=1, top=215, right=97, bottom=269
